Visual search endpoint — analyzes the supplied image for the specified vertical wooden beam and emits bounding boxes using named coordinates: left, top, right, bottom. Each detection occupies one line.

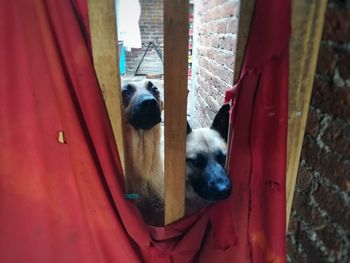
left=87, top=0, right=125, bottom=169
left=286, top=0, right=328, bottom=227
left=164, top=0, right=189, bottom=224
left=233, top=0, right=256, bottom=83
left=227, top=0, right=256, bottom=170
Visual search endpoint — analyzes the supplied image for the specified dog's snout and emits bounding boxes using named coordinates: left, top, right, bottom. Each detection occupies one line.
left=213, top=178, right=231, bottom=199
left=128, top=94, right=161, bottom=130
left=210, top=176, right=229, bottom=186
left=190, top=162, right=232, bottom=201
left=208, top=176, right=231, bottom=200
left=135, top=95, right=157, bottom=110
left=140, top=98, right=157, bottom=110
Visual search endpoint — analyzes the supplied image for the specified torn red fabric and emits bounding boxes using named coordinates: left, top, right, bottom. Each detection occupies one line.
left=0, top=0, right=290, bottom=262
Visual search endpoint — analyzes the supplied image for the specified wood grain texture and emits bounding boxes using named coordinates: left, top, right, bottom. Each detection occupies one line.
left=164, top=0, right=189, bottom=225
left=227, top=0, right=256, bottom=168
left=87, top=0, right=125, bottom=170
left=286, top=0, right=328, bottom=227
left=233, top=0, right=256, bottom=83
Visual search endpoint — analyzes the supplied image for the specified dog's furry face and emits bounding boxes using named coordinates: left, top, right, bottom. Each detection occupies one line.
left=121, top=81, right=162, bottom=130
left=186, top=104, right=231, bottom=201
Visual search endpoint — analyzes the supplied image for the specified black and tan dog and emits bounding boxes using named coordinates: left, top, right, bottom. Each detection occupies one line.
left=121, top=80, right=231, bottom=225
left=185, top=104, right=231, bottom=215
left=121, top=80, right=165, bottom=225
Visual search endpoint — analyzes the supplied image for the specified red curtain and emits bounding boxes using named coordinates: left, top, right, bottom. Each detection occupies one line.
left=0, top=0, right=290, bottom=262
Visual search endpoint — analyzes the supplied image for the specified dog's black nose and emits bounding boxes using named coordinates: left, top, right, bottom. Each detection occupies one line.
left=128, top=95, right=161, bottom=130
left=210, top=177, right=231, bottom=200
left=191, top=172, right=232, bottom=201
left=140, top=98, right=157, bottom=111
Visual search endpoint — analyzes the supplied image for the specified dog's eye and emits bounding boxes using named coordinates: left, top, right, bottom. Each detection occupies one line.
left=122, top=89, right=131, bottom=97
left=216, top=152, right=226, bottom=165
left=151, top=86, right=159, bottom=96
left=187, top=154, right=206, bottom=168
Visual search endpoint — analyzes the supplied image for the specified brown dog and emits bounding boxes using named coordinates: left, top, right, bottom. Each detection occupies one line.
left=121, top=80, right=231, bottom=225
left=121, top=80, right=164, bottom=225
left=185, top=104, right=231, bottom=215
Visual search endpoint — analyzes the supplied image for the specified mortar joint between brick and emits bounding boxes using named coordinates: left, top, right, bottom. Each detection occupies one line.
left=302, top=160, right=350, bottom=206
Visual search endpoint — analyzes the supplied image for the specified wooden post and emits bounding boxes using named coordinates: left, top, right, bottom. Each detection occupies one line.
left=87, top=0, right=125, bottom=169
left=228, top=0, right=256, bottom=159
left=164, top=0, right=189, bottom=224
left=233, top=0, right=256, bottom=83
left=286, top=0, right=328, bottom=227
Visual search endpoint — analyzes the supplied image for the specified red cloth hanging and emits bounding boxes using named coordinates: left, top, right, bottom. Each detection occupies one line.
left=0, top=0, right=290, bottom=262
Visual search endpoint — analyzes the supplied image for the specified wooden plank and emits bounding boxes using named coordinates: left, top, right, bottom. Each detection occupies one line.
left=87, top=0, right=125, bottom=170
left=286, top=0, right=328, bottom=227
left=233, top=0, right=256, bottom=83
left=227, top=0, right=256, bottom=167
left=164, top=0, right=189, bottom=225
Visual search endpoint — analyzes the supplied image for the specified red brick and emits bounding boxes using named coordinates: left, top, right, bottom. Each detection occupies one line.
left=224, top=55, right=235, bottom=69
left=338, top=50, right=350, bottom=80
left=194, top=0, right=238, bottom=126
left=287, top=216, right=320, bottom=262
left=316, top=45, right=337, bottom=76
left=208, top=0, right=229, bottom=9
left=291, top=191, right=309, bottom=216
left=207, top=93, right=221, bottom=112
left=300, top=136, right=322, bottom=169
left=199, top=35, right=211, bottom=47
left=312, top=79, right=350, bottom=121
left=314, top=224, right=344, bottom=257
left=198, top=56, right=210, bottom=71
left=208, top=49, right=224, bottom=65
left=219, top=1, right=239, bottom=19
left=206, top=22, right=217, bottom=34
left=296, top=228, right=327, bottom=261
left=296, top=165, right=313, bottom=192
left=287, top=241, right=308, bottom=263
left=287, top=214, right=300, bottom=235
left=301, top=134, right=350, bottom=190
left=305, top=108, right=320, bottom=137
left=322, top=152, right=350, bottom=191
left=328, top=0, right=350, bottom=8
left=291, top=199, right=327, bottom=243
left=214, top=20, right=228, bottom=34
left=197, top=75, right=211, bottom=92
left=323, top=9, right=350, bottom=42
left=216, top=66, right=234, bottom=85
left=197, top=46, right=208, bottom=57
left=219, top=35, right=236, bottom=51
left=313, top=187, right=350, bottom=229
left=216, top=93, right=225, bottom=105
left=323, top=119, right=350, bottom=158
left=210, top=36, right=221, bottom=48
left=227, top=17, right=238, bottom=34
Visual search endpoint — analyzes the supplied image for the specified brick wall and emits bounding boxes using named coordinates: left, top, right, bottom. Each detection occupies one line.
left=287, top=1, right=350, bottom=262
left=189, top=0, right=239, bottom=128
left=124, top=0, right=163, bottom=75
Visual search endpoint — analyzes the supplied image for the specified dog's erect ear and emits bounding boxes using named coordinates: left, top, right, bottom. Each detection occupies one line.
left=146, top=80, right=154, bottom=89
left=187, top=121, right=192, bottom=134
left=211, top=104, right=230, bottom=141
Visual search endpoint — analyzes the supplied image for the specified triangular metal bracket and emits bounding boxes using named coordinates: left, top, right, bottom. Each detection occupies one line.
left=134, top=41, right=164, bottom=76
